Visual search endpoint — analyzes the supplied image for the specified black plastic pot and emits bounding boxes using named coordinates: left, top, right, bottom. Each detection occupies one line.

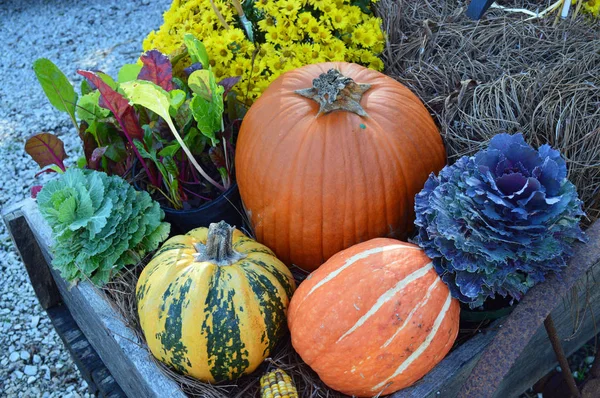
left=162, top=183, right=245, bottom=235
left=131, top=161, right=246, bottom=235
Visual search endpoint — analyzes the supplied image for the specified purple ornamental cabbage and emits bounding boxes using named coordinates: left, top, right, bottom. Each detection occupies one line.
left=414, top=133, right=586, bottom=308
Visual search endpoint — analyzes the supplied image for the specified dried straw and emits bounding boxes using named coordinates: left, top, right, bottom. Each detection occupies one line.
left=102, top=260, right=348, bottom=398
left=377, top=0, right=600, bottom=225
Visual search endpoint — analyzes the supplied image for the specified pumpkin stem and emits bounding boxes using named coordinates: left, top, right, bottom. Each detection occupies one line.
left=194, top=221, right=246, bottom=266
left=295, top=69, right=371, bottom=117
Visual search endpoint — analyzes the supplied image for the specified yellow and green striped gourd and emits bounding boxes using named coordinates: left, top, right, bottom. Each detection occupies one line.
left=136, top=221, right=296, bottom=382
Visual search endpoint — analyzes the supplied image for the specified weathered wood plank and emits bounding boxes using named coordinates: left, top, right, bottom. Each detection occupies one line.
left=2, top=206, right=61, bottom=309
left=17, top=199, right=185, bottom=398
left=494, top=274, right=600, bottom=397
left=46, top=304, right=125, bottom=397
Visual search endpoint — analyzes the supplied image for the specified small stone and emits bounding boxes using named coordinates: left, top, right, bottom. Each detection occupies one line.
left=31, top=315, right=40, bottom=328
left=585, top=356, right=595, bottom=364
left=24, top=365, right=37, bottom=376
left=9, top=352, right=20, bottom=362
left=20, top=350, right=31, bottom=361
left=27, top=375, right=36, bottom=384
left=33, top=354, right=41, bottom=364
left=14, top=370, right=24, bottom=379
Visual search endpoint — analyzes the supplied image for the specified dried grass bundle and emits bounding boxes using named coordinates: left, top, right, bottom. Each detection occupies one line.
left=377, top=0, right=600, bottom=225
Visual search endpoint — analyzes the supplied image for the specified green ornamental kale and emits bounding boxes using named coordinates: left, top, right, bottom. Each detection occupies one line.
left=37, top=168, right=171, bottom=285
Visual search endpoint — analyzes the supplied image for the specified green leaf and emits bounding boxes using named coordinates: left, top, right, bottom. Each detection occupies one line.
left=169, top=89, right=186, bottom=113
left=104, top=140, right=127, bottom=162
left=121, top=80, right=172, bottom=124
left=77, top=91, right=111, bottom=137
left=158, top=143, right=181, bottom=157
left=217, top=167, right=228, bottom=182
left=76, top=156, right=87, bottom=168
left=184, top=127, right=206, bottom=155
left=33, top=58, right=78, bottom=124
left=188, top=70, right=213, bottom=100
left=97, top=72, right=118, bottom=90
left=120, top=79, right=225, bottom=191
left=48, top=164, right=65, bottom=174
left=133, top=139, right=153, bottom=160
left=117, top=63, right=143, bottom=83
left=81, top=79, right=93, bottom=96
left=191, top=94, right=220, bottom=146
left=183, top=34, right=209, bottom=69
left=175, top=100, right=193, bottom=130
left=188, top=70, right=225, bottom=144
left=162, top=156, right=179, bottom=177
left=142, top=125, right=157, bottom=153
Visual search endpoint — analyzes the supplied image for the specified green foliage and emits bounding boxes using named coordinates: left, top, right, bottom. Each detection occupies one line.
left=33, top=58, right=78, bottom=129
left=188, top=70, right=224, bottom=145
left=37, top=168, right=170, bottom=286
left=77, top=91, right=110, bottom=137
left=117, top=63, right=143, bottom=83
left=183, top=34, right=209, bottom=68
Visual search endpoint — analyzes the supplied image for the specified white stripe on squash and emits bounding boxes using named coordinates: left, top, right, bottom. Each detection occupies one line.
left=372, top=292, right=453, bottom=392
left=306, top=244, right=420, bottom=299
left=381, top=278, right=440, bottom=348
left=336, top=262, right=433, bottom=343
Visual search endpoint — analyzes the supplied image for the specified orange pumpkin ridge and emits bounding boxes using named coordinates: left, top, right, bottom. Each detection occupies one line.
left=287, top=239, right=460, bottom=397
left=236, top=62, right=446, bottom=271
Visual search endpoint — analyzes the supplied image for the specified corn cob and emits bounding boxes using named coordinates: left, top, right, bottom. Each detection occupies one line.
left=260, top=369, right=298, bottom=398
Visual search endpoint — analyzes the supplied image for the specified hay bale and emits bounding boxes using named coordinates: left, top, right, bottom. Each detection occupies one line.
left=378, top=0, right=600, bottom=224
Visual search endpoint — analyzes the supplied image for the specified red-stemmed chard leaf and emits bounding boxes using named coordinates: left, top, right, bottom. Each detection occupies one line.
left=34, top=167, right=61, bottom=178
left=77, top=70, right=144, bottom=140
left=77, top=70, right=158, bottom=186
left=138, top=50, right=174, bottom=91
left=25, top=132, right=67, bottom=171
left=31, top=186, right=43, bottom=198
left=78, top=121, right=97, bottom=167
left=218, top=76, right=241, bottom=98
left=89, top=147, right=108, bottom=170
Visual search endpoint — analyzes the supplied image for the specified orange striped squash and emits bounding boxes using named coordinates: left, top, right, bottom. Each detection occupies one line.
left=287, top=238, right=460, bottom=397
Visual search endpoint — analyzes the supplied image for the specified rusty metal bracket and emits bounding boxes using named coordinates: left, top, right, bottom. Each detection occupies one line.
left=458, top=220, right=600, bottom=398
left=544, top=315, right=581, bottom=398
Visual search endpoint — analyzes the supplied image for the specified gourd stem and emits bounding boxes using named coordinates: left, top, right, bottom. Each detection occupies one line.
left=194, top=221, right=246, bottom=266
left=295, top=69, right=371, bottom=117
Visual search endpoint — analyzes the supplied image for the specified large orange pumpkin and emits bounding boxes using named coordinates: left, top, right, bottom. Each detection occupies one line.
left=287, top=238, right=460, bottom=397
left=235, top=62, right=445, bottom=271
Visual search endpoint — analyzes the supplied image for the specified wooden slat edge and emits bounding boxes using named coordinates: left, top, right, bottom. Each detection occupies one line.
left=19, top=199, right=185, bottom=398
left=2, top=202, right=61, bottom=309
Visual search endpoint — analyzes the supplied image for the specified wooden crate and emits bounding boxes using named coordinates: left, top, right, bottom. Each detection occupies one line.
left=4, top=198, right=600, bottom=398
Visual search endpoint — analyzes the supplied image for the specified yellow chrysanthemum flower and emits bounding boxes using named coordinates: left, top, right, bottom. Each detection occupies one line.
left=329, top=8, right=348, bottom=30
left=297, top=11, right=316, bottom=29
left=278, top=0, right=302, bottom=17
left=583, top=0, right=600, bottom=16
left=144, top=0, right=385, bottom=102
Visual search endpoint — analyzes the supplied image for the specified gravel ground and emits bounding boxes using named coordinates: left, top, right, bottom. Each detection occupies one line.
left=0, top=0, right=169, bottom=396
